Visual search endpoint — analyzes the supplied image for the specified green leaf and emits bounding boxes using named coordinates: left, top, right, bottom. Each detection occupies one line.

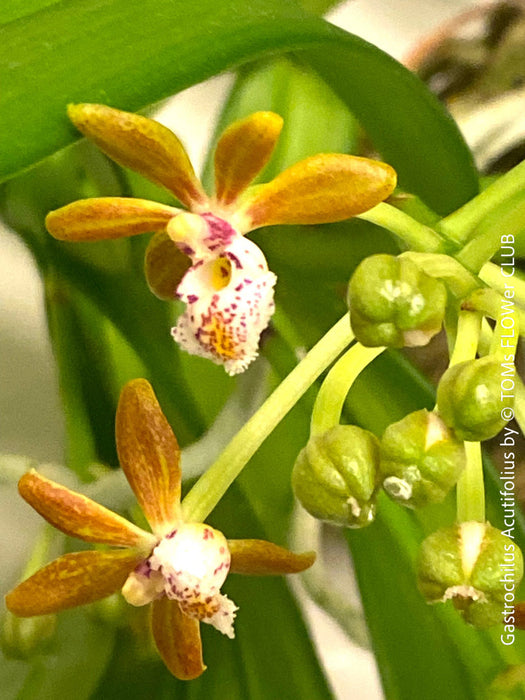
left=0, top=0, right=477, bottom=213
left=0, top=0, right=62, bottom=25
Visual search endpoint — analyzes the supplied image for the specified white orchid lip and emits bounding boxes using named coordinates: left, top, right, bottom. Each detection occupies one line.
left=122, top=523, right=238, bottom=638
left=171, top=218, right=277, bottom=375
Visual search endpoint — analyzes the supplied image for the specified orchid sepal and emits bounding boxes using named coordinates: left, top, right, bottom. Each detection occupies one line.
left=233, top=153, right=397, bottom=232
left=5, top=550, right=143, bottom=617
left=115, top=379, right=182, bottom=537
left=45, top=197, right=181, bottom=242
left=67, top=103, right=208, bottom=209
left=229, top=539, right=316, bottom=575
left=214, top=111, right=283, bottom=207
left=18, top=470, right=155, bottom=550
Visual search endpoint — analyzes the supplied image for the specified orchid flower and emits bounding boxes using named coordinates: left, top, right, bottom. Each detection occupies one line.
left=4, top=379, right=315, bottom=680
left=46, top=104, right=397, bottom=374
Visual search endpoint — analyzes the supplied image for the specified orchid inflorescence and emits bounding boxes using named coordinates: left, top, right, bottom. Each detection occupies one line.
left=45, top=103, right=396, bottom=374
left=5, top=379, right=315, bottom=680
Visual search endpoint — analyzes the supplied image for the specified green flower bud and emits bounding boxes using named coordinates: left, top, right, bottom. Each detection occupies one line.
left=437, top=356, right=513, bottom=442
left=380, top=409, right=465, bottom=508
left=292, top=425, right=380, bottom=528
left=417, top=522, right=524, bottom=629
left=347, top=254, right=447, bottom=348
left=1, top=610, right=56, bottom=659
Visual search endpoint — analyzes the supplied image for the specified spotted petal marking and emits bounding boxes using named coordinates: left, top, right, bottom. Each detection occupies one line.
left=172, top=235, right=276, bottom=375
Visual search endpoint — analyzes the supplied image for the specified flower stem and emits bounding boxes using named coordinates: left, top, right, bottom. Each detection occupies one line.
left=456, top=441, right=485, bottom=523
left=513, top=376, right=525, bottom=438
left=448, top=310, right=482, bottom=366
left=479, top=262, right=525, bottom=308
left=447, top=311, right=486, bottom=523
left=310, top=343, right=385, bottom=437
left=182, top=315, right=354, bottom=522
left=453, top=192, right=525, bottom=273
left=356, top=202, right=446, bottom=252
left=439, top=160, right=525, bottom=245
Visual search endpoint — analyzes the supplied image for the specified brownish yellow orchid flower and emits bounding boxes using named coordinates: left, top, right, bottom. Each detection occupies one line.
left=46, top=104, right=397, bottom=374
left=4, top=379, right=315, bottom=680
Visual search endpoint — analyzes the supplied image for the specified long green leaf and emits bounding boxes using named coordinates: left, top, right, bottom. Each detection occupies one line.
left=0, top=0, right=477, bottom=213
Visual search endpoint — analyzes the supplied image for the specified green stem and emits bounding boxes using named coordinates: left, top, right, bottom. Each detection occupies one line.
left=181, top=314, right=354, bottom=522
left=513, top=376, right=525, bottom=438
left=399, top=251, right=478, bottom=298
left=310, top=343, right=385, bottom=437
left=446, top=311, right=486, bottom=523
left=453, top=192, right=525, bottom=273
left=490, top=301, right=520, bottom=359
left=448, top=311, right=482, bottom=366
left=456, top=441, right=485, bottom=523
left=356, top=202, right=446, bottom=252
left=439, top=160, right=525, bottom=245
left=479, top=262, right=525, bottom=307
left=462, top=288, right=525, bottom=340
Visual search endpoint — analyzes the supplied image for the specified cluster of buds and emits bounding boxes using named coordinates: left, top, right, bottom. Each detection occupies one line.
left=292, top=409, right=466, bottom=526
left=292, top=248, right=524, bottom=632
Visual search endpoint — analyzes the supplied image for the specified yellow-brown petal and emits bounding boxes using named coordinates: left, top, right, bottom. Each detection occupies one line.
left=151, top=596, right=206, bottom=680
left=46, top=197, right=180, bottom=242
left=214, top=111, right=283, bottom=207
left=234, top=154, right=397, bottom=231
left=116, top=379, right=181, bottom=536
left=18, top=470, right=155, bottom=550
left=68, top=104, right=208, bottom=210
left=144, top=231, right=192, bottom=301
left=5, top=550, right=142, bottom=617
left=228, top=539, right=316, bottom=575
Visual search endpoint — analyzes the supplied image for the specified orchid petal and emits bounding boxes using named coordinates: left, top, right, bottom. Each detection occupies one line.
left=68, top=104, right=208, bottom=209
left=151, top=597, right=206, bottom=680
left=46, top=197, right=180, bottom=242
left=144, top=231, right=192, bottom=301
left=116, top=379, right=182, bottom=535
left=172, top=236, right=276, bottom=375
left=214, top=111, right=283, bottom=207
left=5, top=550, right=142, bottom=617
left=228, top=540, right=316, bottom=575
left=234, top=154, right=397, bottom=232
left=18, top=470, right=155, bottom=551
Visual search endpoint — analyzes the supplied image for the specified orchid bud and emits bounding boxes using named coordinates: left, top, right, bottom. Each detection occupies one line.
left=347, top=254, right=447, bottom=347
left=417, top=522, right=524, bottom=628
left=292, top=425, right=380, bottom=528
left=437, top=356, right=514, bottom=442
left=380, top=409, right=466, bottom=508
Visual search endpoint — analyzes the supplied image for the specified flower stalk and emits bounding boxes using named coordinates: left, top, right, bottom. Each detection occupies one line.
left=181, top=314, right=354, bottom=522
left=443, top=311, right=485, bottom=523
left=309, top=342, right=385, bottom=437
left=356, top=202, right=447, bottom=253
